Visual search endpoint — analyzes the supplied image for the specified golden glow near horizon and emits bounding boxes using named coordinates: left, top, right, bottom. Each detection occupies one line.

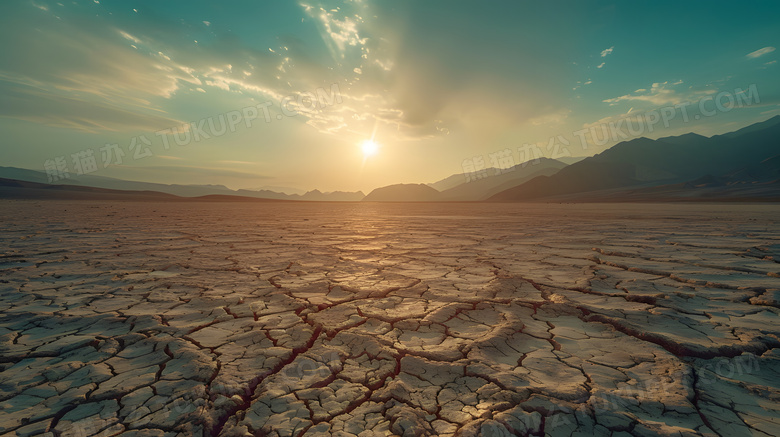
left=361, top=139, right=379, bottom=158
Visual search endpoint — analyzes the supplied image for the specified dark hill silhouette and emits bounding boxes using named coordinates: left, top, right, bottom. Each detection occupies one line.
left=0, top=166, right=364, bottom=201
left=0, top=178, right=288, bottom=201
left=362, top=183, right=441, bottom=201
left=489, top=115, right=780, bottom=201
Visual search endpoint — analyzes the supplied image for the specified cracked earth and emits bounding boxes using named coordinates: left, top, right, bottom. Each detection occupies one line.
left=1, top=201, right=779, bottom=437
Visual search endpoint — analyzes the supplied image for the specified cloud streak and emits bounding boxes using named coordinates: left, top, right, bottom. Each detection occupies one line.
left=746, top=46, right=775, bottom=59
left=0, top=85, right=183, bottom=133
left=603, top=81, right=714, bottom=107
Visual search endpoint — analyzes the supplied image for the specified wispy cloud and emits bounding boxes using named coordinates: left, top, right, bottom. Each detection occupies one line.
left=30, top=1, right=48, bottom=11
left=0, top=85, right=183, bottom=133
left=746, top=46, right=775, bottom=59
left=300, top=2, right=368, bottom=61
left=528, top=108, right=571, bottom=126
left=597, top=62, right=605, bottom=69
left=0, top=3, right=199, bottom=131
left=603, top=81, right=715, bottom=107
left=600, top=46, right=614, bottom=57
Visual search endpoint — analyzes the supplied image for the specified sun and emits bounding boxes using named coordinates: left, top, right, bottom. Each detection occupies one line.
left=361, top=139, right=379, bottom=158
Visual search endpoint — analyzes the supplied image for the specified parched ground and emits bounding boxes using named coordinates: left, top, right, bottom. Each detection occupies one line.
left=1, top=201, right=779, bottom=437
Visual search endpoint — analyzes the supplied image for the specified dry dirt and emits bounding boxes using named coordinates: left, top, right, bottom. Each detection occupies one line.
left=1, top=201, right=778, bottom=436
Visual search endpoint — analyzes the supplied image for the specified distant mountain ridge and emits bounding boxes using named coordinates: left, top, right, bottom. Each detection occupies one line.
left=0, top=167, right=364, bottom=201
left=1, top=157, right=567, bottom=203
left=3, top=116, right=779, bottom=202
left=488, top=115, right=780, bottom=202
left=364, top=158, right=570, bottom=201
left=0, top=177, right=294, bottom=201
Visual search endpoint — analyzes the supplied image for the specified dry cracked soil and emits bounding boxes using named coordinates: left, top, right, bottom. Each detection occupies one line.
left=1, top=200, right=779, bottom=437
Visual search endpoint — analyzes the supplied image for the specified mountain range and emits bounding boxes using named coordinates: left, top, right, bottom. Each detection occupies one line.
left=487, top=115, right=780, bottom=202
left=0, top=167, right=364, bottom=201
left=2, top=116, right=778, bottom=202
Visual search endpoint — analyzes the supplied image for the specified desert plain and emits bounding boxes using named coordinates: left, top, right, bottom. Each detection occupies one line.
left=1, top=200, right=778, bottom=437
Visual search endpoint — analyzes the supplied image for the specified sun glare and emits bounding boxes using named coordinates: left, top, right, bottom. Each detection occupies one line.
left=361, top=139, right=379, bottom=158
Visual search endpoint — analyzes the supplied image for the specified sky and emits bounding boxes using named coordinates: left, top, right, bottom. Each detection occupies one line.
left=1, top=0, right=779, bottom=194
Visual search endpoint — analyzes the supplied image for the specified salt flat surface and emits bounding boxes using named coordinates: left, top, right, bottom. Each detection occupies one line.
left=1, top=201, right=779, bottom=437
